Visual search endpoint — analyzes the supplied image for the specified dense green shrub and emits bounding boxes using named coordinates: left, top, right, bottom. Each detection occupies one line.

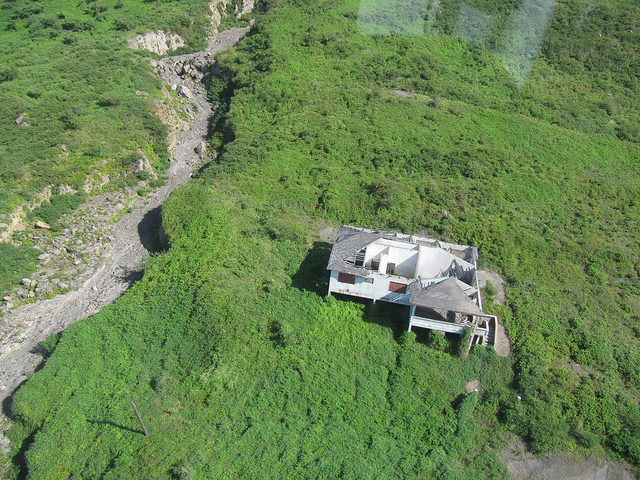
left=5, top=0, right=640, bottom=477
left=28, top=192, right=87, bottom=230
left=0, top=0, right=212, bottom=215
left=0, top=243, right=38, bottom=293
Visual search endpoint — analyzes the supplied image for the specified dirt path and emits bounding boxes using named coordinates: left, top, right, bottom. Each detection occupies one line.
left=501, top=437, right=636, bottom=480
left=0, top=26, right=250, bottom=446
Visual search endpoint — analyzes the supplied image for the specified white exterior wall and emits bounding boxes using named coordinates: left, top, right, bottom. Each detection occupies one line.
left=363, top=239, right=419, bottom=277
left=328, top=270, right=411, bottom=305
left=363, top=243, right=387, bottom=265
left=415, top=245, right=475, bottom=278
left=386, top=246, right=418, bottom=277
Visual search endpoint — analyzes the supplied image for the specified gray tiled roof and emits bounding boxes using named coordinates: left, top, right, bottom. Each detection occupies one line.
left=410, top=277, right=486, bottom=316
left=326, top=226, right=382, bottom=276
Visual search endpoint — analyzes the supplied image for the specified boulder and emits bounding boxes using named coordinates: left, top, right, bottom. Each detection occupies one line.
left=178, top=85, right=192, bottom=99
left=15, top=113, right=24, bottom=124
left=149, top=59, right=158, bottom=68
left=34, top=220, right=51, bottom=229
left=3, top=296, right=11, bottom=302
left=37, top=253, right=50, bottom=261
left=464, top=379, right=481, bottom=393
left=195, top=141, right=206, bottom=157
left=21, top=278, right=34, bottom=288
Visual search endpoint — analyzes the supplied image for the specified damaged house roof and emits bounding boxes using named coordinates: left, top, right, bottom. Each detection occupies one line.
left=410, top=277, right=486, bottom=316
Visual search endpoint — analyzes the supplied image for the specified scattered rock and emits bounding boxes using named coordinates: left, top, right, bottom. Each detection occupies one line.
left=37, top=253, right=50, bottom=261
left=58, top=185, right=76, bottom=194
left=394, top=89, right=416, bottom=98
left=91, top=285, right=97, bottom=292
left=149, top=59, right=158, bottom=68
left=171, top=84, right=178, bottom=91
left=570, top=361, right=593, bottom=377
left=58, top=282, right=69, bottom=289
left=178, top=85, right=193, bottom=99
left=132, top=151, right=157, bottom=179
left=464, top=379, right=480, bottom=394
left=0, top=223, right=7, bottom=229
left=34, top=220, right=51, bottom=229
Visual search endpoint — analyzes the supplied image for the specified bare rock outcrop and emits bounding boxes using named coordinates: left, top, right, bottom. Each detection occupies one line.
left=128, top=30, right=185, bottom=55
left=502, top=437, right=636, bottom=480
left=132, top=152, right=158, bottom=180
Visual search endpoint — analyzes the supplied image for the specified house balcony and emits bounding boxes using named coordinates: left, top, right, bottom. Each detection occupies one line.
left=408, top=311, right=492, bottom=339
left=408, top=315, right=469, bottom=334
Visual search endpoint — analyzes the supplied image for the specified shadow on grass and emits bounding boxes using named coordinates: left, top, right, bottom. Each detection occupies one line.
left=292, top=241, right=413, bottom=339
left=8, top=424, right=37, bottom=480
left=88, top=419, right=144, bottom=436
left=138, top=206, right=167, bottom=254
left=362, top=300, right=409, bottom=340
left=290, top=241, right=332, bottom=296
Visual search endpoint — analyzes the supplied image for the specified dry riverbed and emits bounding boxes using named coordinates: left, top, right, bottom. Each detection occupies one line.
left=0, top=25, right=250, bottom=450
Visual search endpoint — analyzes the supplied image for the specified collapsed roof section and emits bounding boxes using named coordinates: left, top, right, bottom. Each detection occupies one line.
left=326, top=225, right=478, bottom=283
left=326, top=226, right=498, bottom=346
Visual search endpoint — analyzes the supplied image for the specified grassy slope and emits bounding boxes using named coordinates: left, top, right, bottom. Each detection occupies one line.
left=5, top=0, right=640, bottom=478
left=0, top=0, right=213, bottom=214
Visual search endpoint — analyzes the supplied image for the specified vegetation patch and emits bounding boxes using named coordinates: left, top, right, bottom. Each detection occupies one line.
left=0, top=242, right=38, bottom=295
left=4, top=0, right=640, bottom=477
left=27, top=192, right=87, bottom=231
left=0, top=0, right=213, bottom=214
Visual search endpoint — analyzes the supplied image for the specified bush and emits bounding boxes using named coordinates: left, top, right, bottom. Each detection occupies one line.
left=0, top=66, right=16, bottom=83
left=29, top=192, right=87, bottom=230
left=0, top=243, right=38, bottom=295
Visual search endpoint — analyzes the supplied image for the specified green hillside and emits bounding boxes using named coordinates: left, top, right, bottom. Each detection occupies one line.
left=4, top=0, right=640, bottom=478
left=0, top=0, right=212, bottom=214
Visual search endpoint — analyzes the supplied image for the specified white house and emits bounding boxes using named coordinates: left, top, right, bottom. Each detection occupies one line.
left=327, top=226, right=497, bottom=347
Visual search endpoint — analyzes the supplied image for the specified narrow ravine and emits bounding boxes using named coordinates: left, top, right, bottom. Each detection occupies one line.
left=0, top=26, right=250, bottom=447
